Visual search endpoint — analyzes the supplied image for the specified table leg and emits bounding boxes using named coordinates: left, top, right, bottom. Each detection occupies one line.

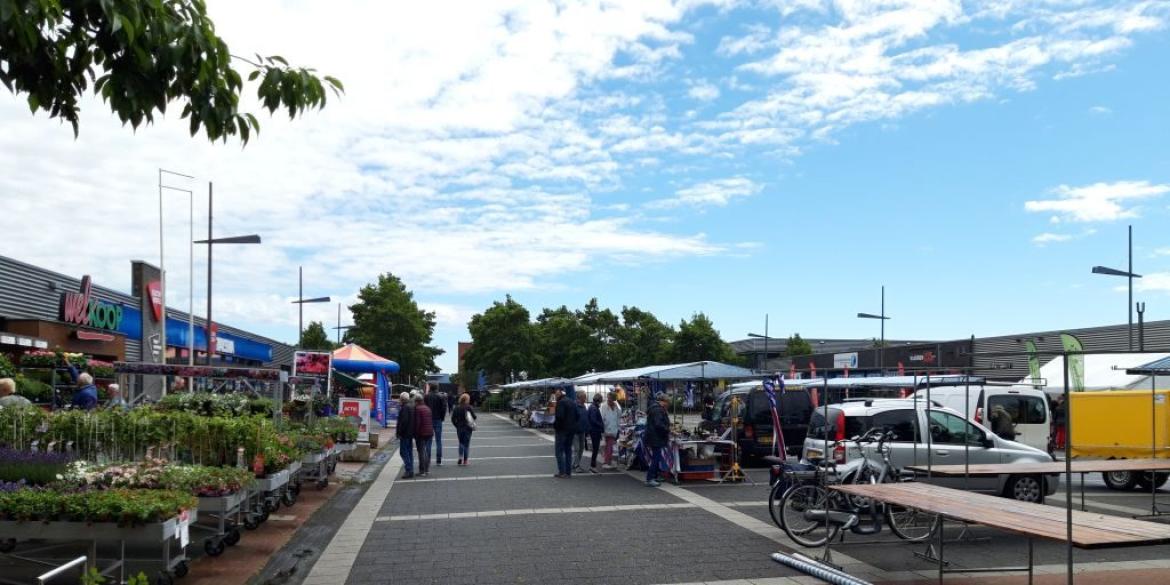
left=1027, top=537, right=1034, bottom=585
left=937, top=516, right=945, bottom=585
left=1080, top=473, right=1086, bottom=512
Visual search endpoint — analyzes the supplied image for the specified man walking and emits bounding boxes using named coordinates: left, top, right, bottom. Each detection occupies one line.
left=425, top=386, right=448, bottom=466
left=553, top=387, right=579, bottom=478
left=644, top=392, right=671, bottom=487
left=396, top=392, right=416, bottom=479
left=413, top=394, right=434, bottom=477
left=572, top=390, right=589, bottom=473
left=599, top=391, right=622, bottom=470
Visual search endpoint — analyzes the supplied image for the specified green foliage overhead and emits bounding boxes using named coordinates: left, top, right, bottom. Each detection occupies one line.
left=672, top=312, right=739, bottom=364
left=299, top=320, right=333, bottom=350
left=612, top=306, right=675, bottom=368
left=346, top=274, right=443, bottom=380
left=785, top=333, right=813, bottom=357
left=0, top=0, right=342, bottom=143
left=464, top=295, right=539, bottom=384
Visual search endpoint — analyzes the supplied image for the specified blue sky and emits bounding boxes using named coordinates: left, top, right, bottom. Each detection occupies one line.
left=2, top=1, right=1169, bottom=373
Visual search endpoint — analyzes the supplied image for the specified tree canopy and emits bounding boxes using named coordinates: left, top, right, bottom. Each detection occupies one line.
left=785, top=333, right=813, bottom=357
left=0, top=0, right=342, bottom=143
left=345, top=274, right=443, bottom=380
left=464, top=299, right=741, bottom=382
left=299, top=321, right=333, bottom=351
left=672, top=312, right=739, bottom=364
left=463, top=295, right=539, bottom=385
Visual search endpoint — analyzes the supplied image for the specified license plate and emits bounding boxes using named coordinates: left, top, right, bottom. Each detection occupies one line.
left=806, top=448, right=823, bottom=459
left=758, top=435, right=772, bottom=445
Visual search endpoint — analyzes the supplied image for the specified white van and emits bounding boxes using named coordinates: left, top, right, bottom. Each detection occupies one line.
left=912, top=385, right=1051, bottom=453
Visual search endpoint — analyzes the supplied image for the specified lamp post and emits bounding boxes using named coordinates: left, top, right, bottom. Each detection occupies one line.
left=158, top=169, right=195, bottom=368
left=333, top=303, right=353, bottom=345
left=291, top=266, right=331, bottom=347
left=194, top=182, right=262, bottom=366
left=857, top=285, right=890, bottom=373
left=747, top=314, right=774, bottom=373
left=1092, top=225, right=1141, bottom=350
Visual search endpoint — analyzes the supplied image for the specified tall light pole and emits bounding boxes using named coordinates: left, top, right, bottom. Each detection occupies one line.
left=159, top=169, right=194, bottom=367
left=1092, top=225, right=1141, bottom=350
left=858, top=285, right=890, bottom=373
left=747, top=314, right=775, bottom=373
left=291, top=266, right=331, bottom=347
left=333, top=303, right=353, bottom=345
left=194, top=182, right=262, bottom=365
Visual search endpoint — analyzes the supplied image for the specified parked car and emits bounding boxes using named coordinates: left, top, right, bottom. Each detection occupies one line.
left=704, top=383, right=814, bottom=458
left=911, top=385, right=1052, bottom=453
left=802, top=399, right=1059, bottom=503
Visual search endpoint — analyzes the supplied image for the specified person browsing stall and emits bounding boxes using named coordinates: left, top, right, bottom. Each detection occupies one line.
left=599, top=392, right=622, bottom=470
left=0, top=378, right=32, bottom=409
left=66, top=362, right=98, bottom=411
left=553, top=388, right=579, bottom=478
left=644, top=392, right=671, bottom=487
left=587, top=393, right=605, bottom=473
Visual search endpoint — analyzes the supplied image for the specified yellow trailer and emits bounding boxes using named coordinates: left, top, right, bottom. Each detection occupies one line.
left=1069, top=389, right=1170, bottom=490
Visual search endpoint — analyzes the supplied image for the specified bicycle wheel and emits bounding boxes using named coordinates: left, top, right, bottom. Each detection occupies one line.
left=885, top=502, right=938, bottom=542
left=767, top=479, right=789, bottom=530
left=780, top=484, right=839, bottom=547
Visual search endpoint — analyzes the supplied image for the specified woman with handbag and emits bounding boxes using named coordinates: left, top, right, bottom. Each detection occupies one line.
left=452, top=393, right=478, bottom=466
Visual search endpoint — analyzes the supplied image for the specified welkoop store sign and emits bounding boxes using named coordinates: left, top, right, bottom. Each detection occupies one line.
left=60, top=276, right=123, bottom=331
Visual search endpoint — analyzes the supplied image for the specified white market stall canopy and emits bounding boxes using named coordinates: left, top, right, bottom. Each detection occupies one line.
left=1024, top=352, right=1170, bottom=394
left=500, top=377, right=576, bottom=390
left=572, top=361, right=756, bottom=384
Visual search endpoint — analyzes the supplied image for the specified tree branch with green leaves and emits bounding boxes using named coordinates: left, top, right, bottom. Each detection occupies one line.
left=0, top=0, right=343, bottom=144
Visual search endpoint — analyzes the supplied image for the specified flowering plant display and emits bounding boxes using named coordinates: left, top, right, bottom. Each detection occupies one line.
left=60, top=459, right=254, bottom=497
left=0, top=448, right=74, bottom=485
left=156, top=392, right=275, bottom=418
left=0, top=487, right=195, bottom=525
left=18, top=350, right=59, bottom=368
left=87, top=360, right=115, bottom=379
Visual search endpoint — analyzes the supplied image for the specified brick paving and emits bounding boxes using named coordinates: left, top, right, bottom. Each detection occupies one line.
left=297, top=415, right=1170, bottom=585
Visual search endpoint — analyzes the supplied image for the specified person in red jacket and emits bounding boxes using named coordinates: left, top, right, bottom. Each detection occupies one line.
left=413, top=394, right=435, bottom=477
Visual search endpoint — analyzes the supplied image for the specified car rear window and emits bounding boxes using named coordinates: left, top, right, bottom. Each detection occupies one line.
left=807, top=407, right=868, bottom=440
left=988, top=395, right=1047, bottom=424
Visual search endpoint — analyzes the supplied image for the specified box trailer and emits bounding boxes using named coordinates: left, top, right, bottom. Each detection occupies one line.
left=1069, top=389, right=1170, bottom=490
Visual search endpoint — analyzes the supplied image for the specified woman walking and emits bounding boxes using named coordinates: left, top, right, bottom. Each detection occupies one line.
left=587, top=394, right=605, bottom=473
left=452, top=393, right=478, bottom=466
left=413, top=394, right=434, bottom=477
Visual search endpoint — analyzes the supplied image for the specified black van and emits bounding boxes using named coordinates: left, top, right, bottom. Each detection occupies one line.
left=703, top=384, right=814, bottom=458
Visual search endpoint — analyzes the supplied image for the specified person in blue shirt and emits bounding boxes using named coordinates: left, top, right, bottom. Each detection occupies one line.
left=66, top=363, right=99, bottom=411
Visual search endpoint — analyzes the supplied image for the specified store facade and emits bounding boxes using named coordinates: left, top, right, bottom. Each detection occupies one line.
left=0, top=254, right=293, bottom=369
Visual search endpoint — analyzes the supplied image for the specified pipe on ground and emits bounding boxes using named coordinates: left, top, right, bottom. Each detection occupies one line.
left=771, top=552, right=873, bottom=585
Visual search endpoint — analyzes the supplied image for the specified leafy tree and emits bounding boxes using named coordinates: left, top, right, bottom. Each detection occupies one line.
left=672, top=312, right=738, bottom=364
left=299, top=321, right=333, bottom=350
left=346, top=274, right=443, bottom=380
left=612, top=306, right=675, bottom=368
left=1, top=0, right=342, bottom=143
left=464, top=295, right=539, bottom=384
left=785, top=333, right=813, bottom=357
left=577, top=298, right=620, bottom=372
left=533, top=306, right=590, bottom=378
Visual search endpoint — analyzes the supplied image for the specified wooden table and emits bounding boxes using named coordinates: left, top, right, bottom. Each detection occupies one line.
left=906, top=458, right=1170, bottom=513
left=831, top=482, right=1170, bottom=583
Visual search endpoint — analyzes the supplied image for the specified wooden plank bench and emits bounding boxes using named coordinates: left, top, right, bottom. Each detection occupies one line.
left=906, top=458, right=1170, bottom=513
left=832, top=482, right=1170, bottom=583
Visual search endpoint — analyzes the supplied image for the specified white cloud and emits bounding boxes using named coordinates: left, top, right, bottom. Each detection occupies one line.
left=687, top=80, right=722, bottom=101
left=1089, top=105, right=1113, bottom=114
left=1032, top=232, right=1073, bottom=245
left=1024, top=180, right=1170, bottom=222
left=1134, top=272, right=1170, bottom=295
left=647, top=177, right=763, bottom=209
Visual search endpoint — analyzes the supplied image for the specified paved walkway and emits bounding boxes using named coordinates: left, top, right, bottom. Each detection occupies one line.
left=297, top=415, right=1170, bottom=585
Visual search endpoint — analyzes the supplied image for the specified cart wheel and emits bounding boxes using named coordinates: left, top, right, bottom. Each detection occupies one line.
left=0, top=538, right=15, bottom=553
left=155, top=571, right=175, bottom=585
left=265, top=499, right=280, bottom=513
left=224, top=528, right=241, bottom=546
left=316, top=478, right=328, bottom=490
left=258, top=508, right=270, bottom=523
left=204, top=538, right=226, bottom=557
left=290, top=482, right=302, bottom=495
left=282, top=490, right=298, bottom=507
left=243, top=516, right=260, bottom=530
left=328, top=461, right=337, bottom=474
left=174, top=561, right=189, bottom=578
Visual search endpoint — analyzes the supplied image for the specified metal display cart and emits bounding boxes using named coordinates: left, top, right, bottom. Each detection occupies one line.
left=192, top=491, right=248, bottom=557
left=0, top=512, right=192, bottom=585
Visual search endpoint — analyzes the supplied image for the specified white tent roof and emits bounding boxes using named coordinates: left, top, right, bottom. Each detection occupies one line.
left=1024, top=352, right=1170, bottom=393
left=572, top=361, right=757, bottom=384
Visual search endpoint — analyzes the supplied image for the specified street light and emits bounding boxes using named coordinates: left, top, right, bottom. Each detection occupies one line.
left=158, top=169, right=196, bottom=370
left=291, top=266, right=331, bottom=347
left=857, top=285, right=890, bottom=373
left=333, top=303, right=353, bottom=345
left=747, top=314, right=772, bottom=372
left=194, top=182, right=261, bottom=365
left=1092, top=225, right=1141, bottom=350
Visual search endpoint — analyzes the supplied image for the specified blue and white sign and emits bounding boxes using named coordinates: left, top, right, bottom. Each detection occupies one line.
left=833, top=352, right=859, bottom=369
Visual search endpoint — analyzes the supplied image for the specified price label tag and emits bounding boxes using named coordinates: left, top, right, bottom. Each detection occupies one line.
left=177, top=511, right=190, bottom=548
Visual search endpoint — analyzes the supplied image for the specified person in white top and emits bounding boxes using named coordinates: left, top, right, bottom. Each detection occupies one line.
left=599, top=391, right=622, bottom=470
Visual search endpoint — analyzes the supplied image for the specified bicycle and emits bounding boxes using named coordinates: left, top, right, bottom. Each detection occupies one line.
left=776, top=428, right=939, bottom=547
